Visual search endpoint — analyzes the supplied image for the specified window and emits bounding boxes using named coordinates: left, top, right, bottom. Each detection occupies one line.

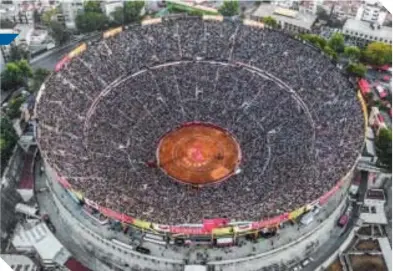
left=380, top=37, right=383, bottom=41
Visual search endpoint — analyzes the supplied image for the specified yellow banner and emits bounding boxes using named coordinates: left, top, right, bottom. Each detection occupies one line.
left=212, top=227, right=232, bottom=236
left=133, top=219, right=151, bottom=229
left=357, top=90, right=368, bottom=131
left=243, top=19, right=265, bottom=29
left=70, top=189, right=84, bottom=201
left=289, top=206, right=306, bottom=220
left=68, top=43, right=87, bottom=59
left=141, top=18, right=162, bottom=26
left=203, top=15, right=223, bottom=22
left=103, top=27, right=123, bottom=39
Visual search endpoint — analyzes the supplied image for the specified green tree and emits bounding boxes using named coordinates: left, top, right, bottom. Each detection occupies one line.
left=0, top=116, right=18, bottom=173
left=124, top=1, right=145, bottom=24
left=8, top=44, right=30, bottom=62
left=84, top=0, right=103, bottom=13
left=375, top=128, right=392, bottom=169
left=31, top=68, right=50, bottom=92
left=48, top=21, right=70, bottom=45
left=111, top=7, right=124, bottom=26
left=218, top=0, right=239, bottom=17
left=328, top=32, right=345, bottom=53
left=344, top=46, right=361, bottom=61
left=1, top=60, right=33, bottom=91
left=300, top=34, right=327, bottom=49
left=41, top=7, right=57, bottom=25
left=346, top=62, right=367, bottom=77
left=7, top=96, right=26, bottom=119
left=76, top=12, right=109, bottom=33
left=323, top=45, right=338, bottom=60
left=363, top=42, right=392, bottom=66
left=263, top=16, right=278, bottom=28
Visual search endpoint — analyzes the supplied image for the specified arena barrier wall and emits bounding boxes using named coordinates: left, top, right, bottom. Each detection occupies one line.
left=47, top=16, right=364, bottom=238
left=103, top=26, right=123, bottom=39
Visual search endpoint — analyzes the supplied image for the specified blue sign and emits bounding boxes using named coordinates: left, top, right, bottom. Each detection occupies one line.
left=0, top=33, right=18, bottom=45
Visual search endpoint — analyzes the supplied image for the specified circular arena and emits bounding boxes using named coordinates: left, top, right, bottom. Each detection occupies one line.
left=36, top=16, right=364, bottom=228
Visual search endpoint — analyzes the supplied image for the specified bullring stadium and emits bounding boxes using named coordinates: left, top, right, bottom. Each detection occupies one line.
left=34, top=14, right=366, bottom=248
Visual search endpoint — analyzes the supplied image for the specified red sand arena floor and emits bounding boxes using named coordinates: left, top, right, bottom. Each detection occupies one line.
left=157, top=123, right=241, bottom=185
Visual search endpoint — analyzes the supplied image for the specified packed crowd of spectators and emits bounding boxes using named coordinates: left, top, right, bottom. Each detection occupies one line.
left=36, top=17, right=364, bottom=224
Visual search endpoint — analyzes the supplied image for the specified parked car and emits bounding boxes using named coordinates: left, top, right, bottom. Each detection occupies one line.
left=135, top=246, right=150, bottom=255
left=375, top=84, right=388, bottom=99
left=337, top=214, right=349, bottom=227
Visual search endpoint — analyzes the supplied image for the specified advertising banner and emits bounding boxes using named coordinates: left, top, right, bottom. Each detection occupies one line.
left=55, top=56, right=70, bottom=72
left=57, top=175, right=71, bottom=188
left=84, top=198, right=99, bottom=209
left=153, top=224, right=171, bottom=232
left=133, top=219, right=151, bottom=229
left=243, top=19, right=265, bottom=29
left=233, top=224, right=253, bottom=233
left=251, top=213, right=289, bottom=229
left=170, top=226, right=207, bottom=235
left=289, top=206, right=307, bottom=220
left=123, top=215, right=134, bottom=224
left=319, top=185, right=340, bottom=205
left=212, top=227, right=232, bottom=236
left=68, top=43, right=87, bottom=59
left=203, top=218, right=229, bottom=231
left=99, top=206, right=124, bottom=221
left=357, top=90, right=369, bottom=129
left=103, top=27, right=123, bottom=39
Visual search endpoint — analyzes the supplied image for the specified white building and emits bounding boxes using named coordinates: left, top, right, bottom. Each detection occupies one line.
left=251, top=5, right=317, bottom=33
left=299, top=0, right=324, bottom=15
left=0, top=254, right=38, bottom=271
left=342, top=18, right=392, bottom=46
left=102, top=0, right=123, bottom=20
left=12, top=222, right=71, bottom=268
left=356, top=2, right=387, bottom=24
left=59, top=0, right=85, bottom=29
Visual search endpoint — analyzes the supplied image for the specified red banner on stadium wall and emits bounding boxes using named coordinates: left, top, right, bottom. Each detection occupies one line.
left=99, top=206, right=125, bottom=221
left=57, top=175, right=71, bottom=189
left=55, top=56, right=70, bottom=72
left=123, top=215, right=134, bottom=224
left=170, top=226, right=208, bottom=235
left=203, top=218, right=230, bottom=231
left=319, top=185, right=340, bottom=205
left=251, top=213, right=289, bottom=229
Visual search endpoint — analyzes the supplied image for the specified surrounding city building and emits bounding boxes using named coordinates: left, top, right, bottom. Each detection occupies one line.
left=0, top=254, right=38, bottom=271
left=356, top=1, right=388, bottom=24
left=341, top=18, right=392, bottom=46
left=58, top=0, right=84, bottom=29
left=251, top=4, right=317, bottom=33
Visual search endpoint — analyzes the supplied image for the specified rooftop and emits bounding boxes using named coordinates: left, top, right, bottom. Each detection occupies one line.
left=252, top=4, right=317, bottom=30
left=343, top=19, right=392, bottom=41
left=0, top=254, right=37, bottom=271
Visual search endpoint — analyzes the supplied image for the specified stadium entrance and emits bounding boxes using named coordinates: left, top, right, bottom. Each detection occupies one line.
left=157, top=122, right=241, bottom=185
